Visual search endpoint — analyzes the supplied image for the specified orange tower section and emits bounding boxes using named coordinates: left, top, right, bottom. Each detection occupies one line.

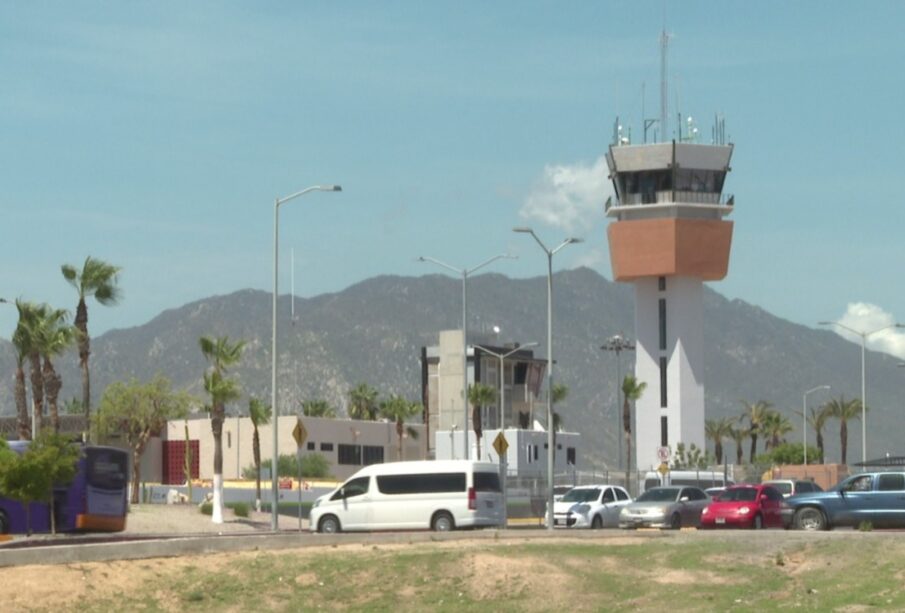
left=605, top=140, right=734, bottom=472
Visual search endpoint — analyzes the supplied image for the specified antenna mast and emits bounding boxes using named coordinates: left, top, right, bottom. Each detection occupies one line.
left=660, top=29, right=669, bottom=142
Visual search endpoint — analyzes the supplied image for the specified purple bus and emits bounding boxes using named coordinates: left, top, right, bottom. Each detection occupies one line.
left=0, top=442, right=130, bottom=534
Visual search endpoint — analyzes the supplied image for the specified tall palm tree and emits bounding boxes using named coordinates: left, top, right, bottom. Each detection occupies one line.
left=807, top=403, right=833, bottom=463
left=705, top=417, right=735, bottom=465
left=14, top=301, right=46, bottom=435
left=61, top=257, right=121, bottom=432
left=826, top=396, right=863, bottom=465
left=248, top=397, right=271, bottom=512
left=761, top=410, right=793, bottom=451
left=741, top=400, right=772, bottom=463
left=727, top=425, right=747, bottom=465
left=301, top=399, right=337, bottom=418
left=621, top=375, right=647, bottom=481
left=11, top=300, right=36, bottom=440
left=32, top=306, right=78, bottom=434
left=467, top=383, right=497, bottom=460
left=379, top=395, right=421, bottom=460
left=348, top=383, right=379, bottom=420
left=200, top=335, right=245, bottom=523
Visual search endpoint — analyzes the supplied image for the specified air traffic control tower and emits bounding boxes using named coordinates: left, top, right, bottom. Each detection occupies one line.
left=605, top=118, right=734, bottom=471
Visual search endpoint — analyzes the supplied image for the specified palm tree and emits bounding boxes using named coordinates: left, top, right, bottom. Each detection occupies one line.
left=761, top=410, right=793, bottom=451
left=379, top=395, right=421, bottom=460
left=11, top=300, right=36, bottom=440
left=467, top=383, right=497, bottom=460
left=349, top=383, right=379, bottom=420
left=200, top=335, right=245, bottom=523
left=826, top=396, right=863, bottom=465
left=621, top=375, right=647, bottom=481
left=32, top=306, right=78, bottom=434
left=248, top=397, right=271, bottom=511
left=741, top=400, right=772, bottom=463
left=705, top=417, right=735, bottom=465
left=301, top=399, right=336, bottom=418
left=727, top=425, right=747, bottom=465
left=14, top=301, right=46, bottom=435
left=61, top=257, right=121, bottom=431
left=551, top=383, right=568, bottom=432
left=807, top=403, right=833, bottom=463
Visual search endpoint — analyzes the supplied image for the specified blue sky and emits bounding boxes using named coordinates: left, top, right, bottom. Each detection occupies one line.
left=2, top=1, right=905, bottom=357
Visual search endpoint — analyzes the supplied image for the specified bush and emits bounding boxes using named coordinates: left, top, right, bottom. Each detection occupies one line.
left=199, top=502, right=212, bottom=516
left=230, top=502, right=250, bottom=518
left=245, top=453, right=331, bottom=479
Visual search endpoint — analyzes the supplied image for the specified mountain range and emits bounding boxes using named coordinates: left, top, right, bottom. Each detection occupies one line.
left=2, top=268, right=902, bottom=469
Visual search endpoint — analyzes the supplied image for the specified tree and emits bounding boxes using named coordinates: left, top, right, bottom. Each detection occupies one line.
left=31, top=306, right=78, bottom=434
left=741, top=400, right=772, bottom=463
left=705, top=417, right=735, bottom=465
left=248, top=397, right=271, bottom=511
left=621, top=375, right=647, bottom=481
left=727, top=425, right=747, bottom=465
left=61, top=256, right=122, bottom=434
left=94, top=376, right=192, bottom=503
left=807, top=403, right=833, bottom=463
left=11, top=300, right=35, bottom=440
left=349, top=383, right=379, bottom=420
left=467, top=383, right=497, bottom=460
left=379, top=395, right=421, bottom=460
left=757, top=442, right=821, bottom=466
left=14, top=301, right=46, bottom=435
left=302, top=399, right=337, bottom=418
left=199, top=335, right=245, bottom=523
left=761, top=410, right=793, bottom=451
left=551, top=383, right=568, bottom=432
left=671, top=442, right=711, bottom=470
left=826, top=396, right=863, bottom=465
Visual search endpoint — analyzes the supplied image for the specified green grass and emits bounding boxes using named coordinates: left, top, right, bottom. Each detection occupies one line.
left=61, top=534, right=905, bottom=612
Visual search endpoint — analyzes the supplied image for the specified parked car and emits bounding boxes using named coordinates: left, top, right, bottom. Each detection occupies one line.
left=641, top=470, right=734, bottom=494
left=553, top=485, right=631, bottom=529
left=783, top=471, right=905, bottom=530
left=700, top=484, right=785, bottom=529
left=553, top=485, right=574, bottom=502
left=705, top=487, right=727, bottom=499
left=762, top=479, right=823, bottom=498
left=619, top=486, right=709, bottom=529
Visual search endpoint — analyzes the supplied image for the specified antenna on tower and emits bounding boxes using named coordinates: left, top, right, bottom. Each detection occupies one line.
left=660, top=29, right=670, bottom=142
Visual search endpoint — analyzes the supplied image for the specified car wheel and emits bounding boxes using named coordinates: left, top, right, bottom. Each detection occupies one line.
left=753, top=514, right=763, bottom=530
left=794, top=507, right=827, bottom=531
left=591, top=515, right=603, bottom=530
left=319, top=515, right=341, bottom=534
left=432, top=511, right=455, bottom=532
left=670, top=513, right=682, bottom=530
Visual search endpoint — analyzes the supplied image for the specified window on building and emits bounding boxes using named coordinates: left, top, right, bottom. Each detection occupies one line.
left=659, top=298, right=667, bottom=351
left=320, top=442, right=334, bottom=452
left=307, top=442, right=316, bottom=451
left=658, top=276, right=666, bottom=291
left=566, top=447, right=576, bottom=465
left=362, top=445, right=384, bottom=466
left=661, top=416, right=668, bottom=447
left=338, top=444, right=361, bottom=465
left=659, top=357, right=668, bottom=407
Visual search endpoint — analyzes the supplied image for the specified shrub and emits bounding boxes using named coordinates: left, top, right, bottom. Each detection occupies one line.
left=199, top=502, right=212, bottom=516
left=230, top=502, right=250, bottom=518
left=858, top=521, right=873, bottom=532
left=247, top=453, right=332, bottom=479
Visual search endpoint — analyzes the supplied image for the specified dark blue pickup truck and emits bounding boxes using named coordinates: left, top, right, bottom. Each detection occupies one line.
left=783, top=472, right=905, bottom=530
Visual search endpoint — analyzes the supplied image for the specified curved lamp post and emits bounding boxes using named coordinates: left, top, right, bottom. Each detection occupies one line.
left=272, top=184, right=341, bottom=531
left=417, top=254, right=515, bottom=459
left=600, top=334, right=635, bottom=469
left=802, top=385, right=830, bottom=466
left=818, top=320, right=904, bottom=463
left=513, top=227, right=582, bottom=530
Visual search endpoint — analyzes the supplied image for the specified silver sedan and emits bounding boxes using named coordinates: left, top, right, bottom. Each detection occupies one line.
left=619, top=486, right=710, bottom=529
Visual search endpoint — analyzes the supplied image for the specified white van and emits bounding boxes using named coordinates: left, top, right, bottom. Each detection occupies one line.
left=642, top=470, right=734, bottom=494
left=309, top=460, right=505, bottom=533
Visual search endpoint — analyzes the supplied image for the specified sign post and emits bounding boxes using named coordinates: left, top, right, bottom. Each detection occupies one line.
left=492, top=432, right=509, bottom=527
left=292, top=419, right=308, bottom=532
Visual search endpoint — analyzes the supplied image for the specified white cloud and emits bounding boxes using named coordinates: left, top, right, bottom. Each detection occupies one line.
left=831, top=302, right=905, bottom=359
left=519, top=156, right=613, bottom=234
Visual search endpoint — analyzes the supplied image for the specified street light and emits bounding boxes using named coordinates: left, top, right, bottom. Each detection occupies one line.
left=417, top=254, right=515, bottom=460
left=818, top=320, right=905, bottom=463
left=802, top=385, right=830, bottom=466
left=600, top=334, right=635, bottom=469
left=473, top=342, right=539, bottom=432
left=271, top=184, right=341, bottom=531
left=513, top=227, right=582, bottom=530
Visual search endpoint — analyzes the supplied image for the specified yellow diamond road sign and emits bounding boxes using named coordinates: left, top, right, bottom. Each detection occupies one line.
left=658, top=462, right=669, bottom=476
left=292, top=419, right=307, bottom=448
left=492, top=432, right=509, bottom=457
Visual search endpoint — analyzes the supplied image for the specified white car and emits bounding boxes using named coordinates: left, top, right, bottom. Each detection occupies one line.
left=553, top=485, right=632, bottom=529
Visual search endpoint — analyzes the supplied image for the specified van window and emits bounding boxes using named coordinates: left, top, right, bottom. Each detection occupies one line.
left=473, top=472, right=502, bottom=493
left=330, top=476, right=370, bottom=501
left=376, top=472, right=466, bottom=495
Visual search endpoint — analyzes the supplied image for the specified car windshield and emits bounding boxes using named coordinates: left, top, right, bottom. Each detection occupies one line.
left=718, top=488, right=758, bottom=502
left=636, top=488, right=679, bottom=503
left=562, top=488, right=601, bottom=503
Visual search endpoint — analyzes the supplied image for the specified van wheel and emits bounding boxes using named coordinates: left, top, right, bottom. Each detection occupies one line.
left=432, top=512, right=455, bottom=532
left=753, top=514, right=763, bottom=530
left=669, top=513, right=682, bottom=530
left=591, top=515, right=603, bottom=530
left=319, top=515, right=341, bottom=534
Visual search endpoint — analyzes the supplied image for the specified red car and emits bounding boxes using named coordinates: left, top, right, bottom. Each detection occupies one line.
left=700, top=484, right=785, bottom=529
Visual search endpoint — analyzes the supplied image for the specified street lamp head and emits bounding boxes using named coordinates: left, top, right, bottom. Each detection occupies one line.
left=817, top=321, right=833, bottom=326
left=322, top=185, right=342, bottom=192
left=512, top=227, right=533, bottom=233
left=566, top=237, right=584, bottom=245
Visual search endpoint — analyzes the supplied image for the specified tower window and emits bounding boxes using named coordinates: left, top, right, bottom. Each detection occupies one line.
left=658, top=276, right=666, bottom=291
left=660, top=416, right=668, bottom=447
left=659, top=357, right=668, bottom=408
left=658, top=299, right=667, bottom=351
